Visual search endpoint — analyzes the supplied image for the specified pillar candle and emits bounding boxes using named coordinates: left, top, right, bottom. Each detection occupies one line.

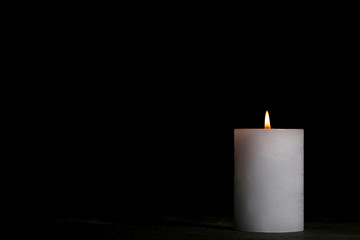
left=234, top=127, right=304, bottom=232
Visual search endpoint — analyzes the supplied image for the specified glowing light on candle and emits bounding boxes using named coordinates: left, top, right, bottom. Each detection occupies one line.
left=265, top=110, right=271, bottom=129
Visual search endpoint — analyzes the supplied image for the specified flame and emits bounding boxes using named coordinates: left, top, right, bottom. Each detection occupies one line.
left=265, top=110, right=271, bottom=129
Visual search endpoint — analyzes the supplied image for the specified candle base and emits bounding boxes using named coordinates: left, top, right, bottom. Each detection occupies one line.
left=234, top=226, right=304, bottom=233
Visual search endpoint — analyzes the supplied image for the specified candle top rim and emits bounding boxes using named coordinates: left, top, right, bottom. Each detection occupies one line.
left=234, top=128, right=304, bottom=131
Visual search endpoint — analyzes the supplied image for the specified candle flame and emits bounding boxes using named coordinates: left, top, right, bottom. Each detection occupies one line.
left=265, top=110, right=271, bottom=129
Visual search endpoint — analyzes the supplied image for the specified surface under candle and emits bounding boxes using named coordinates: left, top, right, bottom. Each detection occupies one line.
left=234, top=129, right=304, bottom=233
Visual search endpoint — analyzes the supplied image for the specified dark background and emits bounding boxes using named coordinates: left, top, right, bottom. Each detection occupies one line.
left=9, top=5, right=360, bottom=239
left=14, top=8, right=360, bottom=226
left=23, top=98, right=360, bottom=223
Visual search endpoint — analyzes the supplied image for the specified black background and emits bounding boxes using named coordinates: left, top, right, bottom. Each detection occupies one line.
left=15, top=11, right=360, bottom=225
left=24, top=96, right=360, bottom=222
left=9, top=6, right=360, bottom=240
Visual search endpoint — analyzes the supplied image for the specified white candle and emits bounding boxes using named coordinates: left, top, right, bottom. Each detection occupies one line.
left=234, top=111, right=304, bottom=232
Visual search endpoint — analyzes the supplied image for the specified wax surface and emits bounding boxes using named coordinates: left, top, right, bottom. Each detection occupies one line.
left=234, top=129, right=304, bottom=233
